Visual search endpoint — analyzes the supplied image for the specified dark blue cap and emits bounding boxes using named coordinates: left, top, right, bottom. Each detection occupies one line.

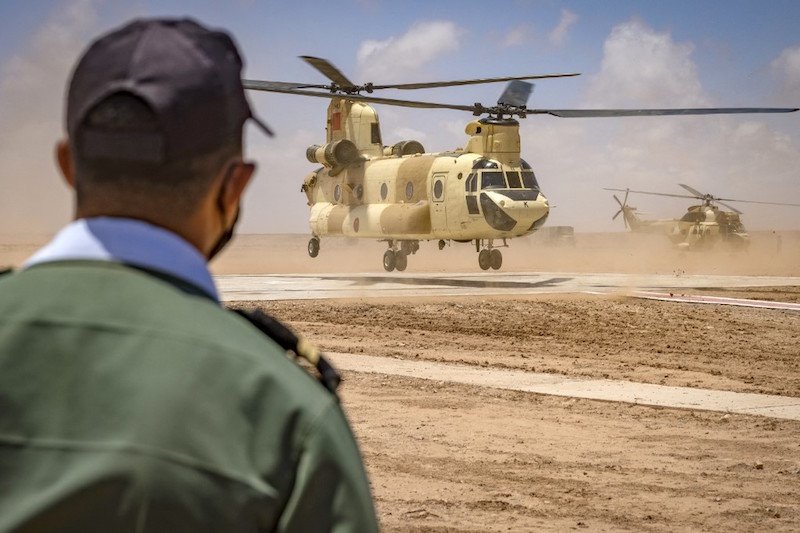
left=67, top=18, right=272, bottom=163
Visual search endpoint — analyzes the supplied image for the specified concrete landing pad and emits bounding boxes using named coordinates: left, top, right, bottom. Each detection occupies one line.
left=217, top=271, right=800, bottom=302
left=329, top=352, right=800, bottom=421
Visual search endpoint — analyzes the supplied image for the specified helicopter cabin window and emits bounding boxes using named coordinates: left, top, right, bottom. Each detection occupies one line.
left=433, top=179, right=444, bottom=200
left=354, top=184, right=363, bottom=200
left=380, top=182, right=388, bottom=201
left=334, top=184, right=342, bottom=203
left=506, top=171, right=522, bottom=188
left=371, top=123, right=381, bottom=145
left=521, top=171, right=539, bottom=190
left=481, top=171, right=506, bottom=189
left=405, top=181, right=414, bottom=200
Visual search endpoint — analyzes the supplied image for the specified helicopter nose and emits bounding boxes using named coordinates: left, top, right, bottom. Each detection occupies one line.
left=487, top=191, right=549, bottom=225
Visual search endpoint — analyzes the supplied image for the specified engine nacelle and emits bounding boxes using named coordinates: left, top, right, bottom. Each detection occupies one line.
left=382, top=140, right=425, bottom=157
left=306, top=139, right=362, bottom=168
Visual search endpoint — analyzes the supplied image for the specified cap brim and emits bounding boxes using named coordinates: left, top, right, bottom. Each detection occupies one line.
left=249, top=112, right=274, bottom=137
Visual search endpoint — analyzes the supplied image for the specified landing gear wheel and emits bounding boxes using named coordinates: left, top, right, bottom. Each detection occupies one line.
left=308, top=237, right=320, bottom=258
left=438, top=239, right=446, bottom=250
left=395, top=251, right=408, bottom=272
left=383, top=250, right=396, bottom=272
left=490, top=249, right=502, bottom=270
left=478, top=249, right=491, bottom=270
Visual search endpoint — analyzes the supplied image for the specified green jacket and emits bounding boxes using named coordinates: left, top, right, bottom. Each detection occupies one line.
left=0, top=261, right=378, bottom=532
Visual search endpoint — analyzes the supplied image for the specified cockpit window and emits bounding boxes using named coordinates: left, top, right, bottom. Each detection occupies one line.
left=473, top=159, right=499, bottom=170
left=481, top=171, right=506, bottom=189
left=506, top=171, right=522, bottom=188
left=521, top=170, right=539, bottom=189
left=466, top=172, right=478, bottom=192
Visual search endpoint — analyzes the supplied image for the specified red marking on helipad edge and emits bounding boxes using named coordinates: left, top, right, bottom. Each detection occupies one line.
left=632, top=291, right=800, bottom=311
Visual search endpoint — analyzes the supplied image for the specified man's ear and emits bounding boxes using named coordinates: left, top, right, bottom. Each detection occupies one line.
left=220, top=162, right=256, bottom=213
left=56, top=139, right=76, bottom=189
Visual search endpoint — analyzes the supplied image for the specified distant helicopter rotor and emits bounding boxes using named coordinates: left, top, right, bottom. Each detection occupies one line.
left=604, top=184, right=800, bottom=213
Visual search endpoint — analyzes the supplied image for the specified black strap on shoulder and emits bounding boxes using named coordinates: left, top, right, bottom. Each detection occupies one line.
left=233, top=308, right=341, bottom=396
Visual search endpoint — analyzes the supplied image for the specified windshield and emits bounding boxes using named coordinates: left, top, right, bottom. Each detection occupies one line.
left=521, top=170, right=539, bottom=189
left=481, top=171, right=506, bottom=189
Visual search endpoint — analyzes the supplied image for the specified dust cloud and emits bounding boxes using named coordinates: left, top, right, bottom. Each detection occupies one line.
left=205, top=231, right=800, bottom=277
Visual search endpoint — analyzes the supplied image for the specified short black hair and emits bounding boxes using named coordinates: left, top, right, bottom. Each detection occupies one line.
left=73, top=92, right=241, bottom=217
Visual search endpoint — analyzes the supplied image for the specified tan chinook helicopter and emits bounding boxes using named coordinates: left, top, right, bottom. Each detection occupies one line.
left=605, top=184, right=800, bottom=250
left=244, top=57, right=797, bottom=271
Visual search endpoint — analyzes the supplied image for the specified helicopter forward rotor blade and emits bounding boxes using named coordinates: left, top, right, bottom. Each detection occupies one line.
left=300, top=56, right=357, bottom=90
left=612, top=194, right=623, bottom=208
left=371, top=72, right=580, bottom=90
left=244, top=83, right=477, bottom=112
left=498, top=81, right=533, bottom=108
left=603, top=187, right=697, bottom=200
left=539, top=107, right=798, bottom=118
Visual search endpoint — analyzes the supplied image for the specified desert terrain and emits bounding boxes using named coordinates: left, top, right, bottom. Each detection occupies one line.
left=3, top=231, right=799, bottom=531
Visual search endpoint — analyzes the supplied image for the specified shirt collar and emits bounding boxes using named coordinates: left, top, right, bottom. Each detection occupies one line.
left=23, top=217, right=219, bottom=302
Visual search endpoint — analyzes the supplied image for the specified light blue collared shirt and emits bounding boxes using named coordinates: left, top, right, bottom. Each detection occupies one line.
left=24, top=217, right=219, bottom=302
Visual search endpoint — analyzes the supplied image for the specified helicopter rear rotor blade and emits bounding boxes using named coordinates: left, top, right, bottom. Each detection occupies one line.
left=243, top=80, right=333, bottom=91
left=244, top=83, right=478, bottom=112
left=538, top=107, right=798, bottom=118
left=300, top=56, right=357, bottom=90
left=370, top=72, right=579, bottom=91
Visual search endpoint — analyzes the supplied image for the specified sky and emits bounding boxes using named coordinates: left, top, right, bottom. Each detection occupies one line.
left=1, top=0, right=799, bottom=236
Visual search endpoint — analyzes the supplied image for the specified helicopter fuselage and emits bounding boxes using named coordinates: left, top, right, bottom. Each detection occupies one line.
left=303, top=152, right=549, bottom=241
left=300, top=98, right=549, bottom=264
left=619, top=203, right=750, bottom=250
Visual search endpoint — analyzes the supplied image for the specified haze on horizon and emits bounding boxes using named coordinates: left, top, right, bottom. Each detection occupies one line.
left=1, top=0, right=798, bottom=238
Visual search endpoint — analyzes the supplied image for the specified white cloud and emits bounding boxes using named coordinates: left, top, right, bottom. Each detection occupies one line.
left=356, top=20, right=462, bottom=82
left=771, top=45, right=800, bottom=97
left=391, top=127, right=427, bottom=142
left=548, top=9, right=577, bottom=47
left=522, top=19, right=800, bottom=232
left=503, top=24, right=534, bottom=48
left=585, top=19, right=708, bottom=107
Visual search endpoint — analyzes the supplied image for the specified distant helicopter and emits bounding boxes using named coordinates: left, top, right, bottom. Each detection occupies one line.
left=244, top=57, right=797, bottom=271
left=605, top=184, right=800, bottom=250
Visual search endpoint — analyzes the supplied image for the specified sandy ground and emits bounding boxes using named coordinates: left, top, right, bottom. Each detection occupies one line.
left=3, top=232, right=800, bottom=531
left=230, top=289, right=800, bottom=532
